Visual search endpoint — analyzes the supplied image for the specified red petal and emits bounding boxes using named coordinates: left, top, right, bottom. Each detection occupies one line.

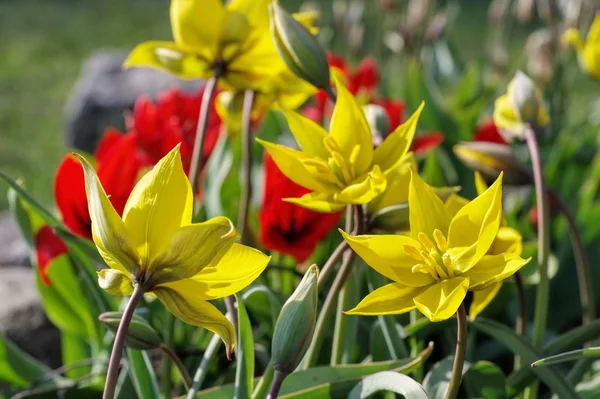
left=54, top=154, right=92, bottom=239
left=351, top=58, right=380, bottom=94
left=95, top=128, right=125, bottom=163
left=35, top=225, right=68, bottom=286
left=412, top=132, right=445, bottom=155
left=327, top=53, right=349, bottom=76
left=474, top=119, right=507, bottom=144
left=373, top=98, right=406, bottom=133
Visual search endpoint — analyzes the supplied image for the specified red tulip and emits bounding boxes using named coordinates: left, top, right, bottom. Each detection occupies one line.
left=259, top=154, right=342, bottom=263
left=474, top=119, right=508, bottom=144
left=35, top=225, right=68, bottom=286
left=411, top=132, right=445, bottom=155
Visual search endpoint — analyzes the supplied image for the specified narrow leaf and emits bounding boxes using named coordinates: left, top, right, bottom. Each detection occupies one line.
left=234, top=295, right=254, bottom=399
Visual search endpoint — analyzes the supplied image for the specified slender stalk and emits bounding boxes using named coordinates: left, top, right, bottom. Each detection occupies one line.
left=103, top=285, right=145, bottom=399
left=513, top=272, right=526, bottom=370
left=187, top=331, right=223, bottom=398
left=252, top=362, right=274, bottom=399
left=445, top=304, right=467, bottom=399
left=237, top=89, right=256, bottom=244
left=266, top=370, right=286, bottom=399
left=161, top=314, right=175, bottom=397
left=316, top=240, right=349, bottom=291
left=160, top=344, right=192, bottom=391
left=189, top=76, right=219, bottom=195
left=524, top=127, right=550, bottom=399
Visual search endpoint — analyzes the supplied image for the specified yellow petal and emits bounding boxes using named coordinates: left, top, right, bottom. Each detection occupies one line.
left=170, top=0, right=224, bottom=51
left=474, top=171, right=488, bottom=196
left=227, top=0, right=269, bottom=28
left=374, top=103, right=424, bottom=173
left=281, top=110, right=329, bottom=158
left=335, top=166, right=387, bottom=205
left=413, top=277, right=469, bottom=322
left=447, top=173, right=503, bottom=273
left=124, top=41, right=212, bottom=80
left=490, top=226, right=523, bottom=256
left=97, top=269, right=134, bottom=296
left=408, top=170, right=451, bottom=238
left=155, top=287, right=235, bottom=357
left=328, top=78, right=373, bottom=175
left=469, top=283, right=502, bottom=320
left=283, top=193, right=346, bottom=213
left=146, top=217, right=239, bottom=286
left=587, top=13, right=600, bottom=44
left=122, top=146, right=193, bottom=270
left=445, top=194, right=469, bottom=219
left=345, top=283, right=424, bottom=316
left=340, top=230, right=435, bottom=287
left=368, top=153, right=415, bottom=214
left=493, top=94, right=524, bottom=135
left=257, top=139, right=325, bottom=192
left=76, top=154, right=138, bottom=274
left=466, top=253, right=530, bottom=290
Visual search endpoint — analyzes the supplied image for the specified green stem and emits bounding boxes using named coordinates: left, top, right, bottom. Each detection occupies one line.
left=316, top=240, right=349, bottom=291
left=266, top=370, right=286, bottom=399
left=237, top=89, right=256, bottom=244
left=445, top=304, right=467, bottom=399
left=189, top=76, right=219, bottom=196
left=186, top=333, right=222, bottom=399
left=160, top=344, right=192, bottom=391
left=103, top=285, right=145, bottom=399
left=524, top=127, right=550, bottom=399
left=161, top=314, right=176, bottom=397
left=513, top=272, right=526, bottom=370
left=252, top=362, right=274, bottom=399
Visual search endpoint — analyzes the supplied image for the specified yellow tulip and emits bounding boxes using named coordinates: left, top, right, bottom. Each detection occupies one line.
left=343, top=171, right=530, bottom=322
left=78, top=146, right=270, bottom=355
left=125, top=0, right=313, bottom=91
left=257, top=79, right=424, bottom=213
left=563, top=13, right=600, bottom=81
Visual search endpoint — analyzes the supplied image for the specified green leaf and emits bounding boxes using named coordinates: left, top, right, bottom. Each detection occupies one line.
left=242, top=285, right=282, bottom=333
left=471, top=318, right=578, bottom=398
left=126, top=349, right=160, bottom=399
left=423, top=357, right=462, bottom=399
left=347, top=371, right=428, bottom=399
left=461, top=361, right=507, bottom=399
left=235, top=295, right=254, bottom=399
left=0, top=334, right=61, bottom=388
left=532, top=347, right=600, bottom=368
left=61, top=333, right=91, bottom=380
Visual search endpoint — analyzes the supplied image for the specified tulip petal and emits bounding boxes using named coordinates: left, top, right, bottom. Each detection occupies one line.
left=467, top=253, right=530, bottom=290
left=55, top=154, right=92, bottom=239
left=493, top=94, right=524, bottom=134
left=147, top=217, right=239, bottom=286
left=413, top=277, right=469, bottom=322
left=227, top=0, right=269, bottom=28
left=587, top=13, right=600, bottom=43
left=122, top=146, right=193, bottom=269
left=155, top=287, right=235, bottom=357
left=444, top=194, right=468, bottom=219
left=345, top=283, right=423, bottom=316
left=374, top=103, right=424, bottom=173
left=335, top=166, right=387, bottom=205
left=368, top=153, right=414, bottom=214
left=340, top=230, right=435, bottom=287
left=447, top=173, right=503, bottom=273
left=469, top=283, right=502, bottom=320
left=124, top=41, right=211, bottom=80
left=284, top=193, right=346, bottom=213
left=474, top=171, right=488, bottom=196
left=490, top=226, right=523, bottom=256
left=329, top=79, right=373, bottom=174
left=76, top=155, right=138, bottom=274
left=409, top=170, right=451, bottom=238
left=170, top=0, right=224, bottom=51
left=98, top=269, right=134, bottom=296
left=282, top=110, right=329, bottom=158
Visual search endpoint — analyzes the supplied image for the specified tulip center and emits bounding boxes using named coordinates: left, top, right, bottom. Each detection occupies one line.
left=324, top=136, right=358, bottom=186
left=403, top=230, right=455, bottom=281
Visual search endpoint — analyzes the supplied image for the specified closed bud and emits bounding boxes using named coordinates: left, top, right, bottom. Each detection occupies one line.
left=269, top=2, right=331, bottom=94
left=509, top=71, right=541, bottom=124
left=271, top=265, right=319, bottom=375
left=99, top=311, right=162, bottom=350
left=364, top=104, right=390, bottom=146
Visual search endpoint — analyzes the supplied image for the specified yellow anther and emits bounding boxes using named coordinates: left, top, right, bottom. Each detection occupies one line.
left=302, top=158, right=330, bottom=174
left=433, top=229, right=448, bottom=252
left=417, top=233, right=436, bottom=253
left=403, top=244, right=424, bottom=261
left=442, top=254, right=453, bottom=269
left=323, top=136, right=341, bottom=154
left=434, top=264, right=449, bottom=280
left=349, top=144, right=361, bottom=166
left=331, top=152, right=352, bottom=183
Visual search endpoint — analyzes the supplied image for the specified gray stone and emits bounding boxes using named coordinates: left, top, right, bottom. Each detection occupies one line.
left=0, top=212, right=29, bottom=267
left=64, top=49, right=203, bottom=152
left=0, top=267, right=60, bottom=368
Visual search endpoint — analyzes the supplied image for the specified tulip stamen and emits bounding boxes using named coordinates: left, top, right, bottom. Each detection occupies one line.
left=403, top=244, right=424, bottom=261
left=417, top=232, right=436, bottom=253
left=433, top=229, right=448, bottom=252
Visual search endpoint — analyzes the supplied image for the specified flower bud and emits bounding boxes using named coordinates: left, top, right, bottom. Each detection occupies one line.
left=99, top=311, right=162, bottom=350
left=271, top=265, right=319, bottom=375
left=453, top=142, right=531, bottom=185
left=509, top=71, right=541, bottom=123
left=364, top=104, right=390, bottom=146
left=269, top=2, right=331, bottom=93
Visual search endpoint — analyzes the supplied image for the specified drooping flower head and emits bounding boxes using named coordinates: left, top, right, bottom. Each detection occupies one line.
left=258, top=79, right=424, bottom=213
left=563, top=13, right=600, bottom=81
left=79, top=146, right=270, bottom=354
left=343, top=171, right=529, bottom=322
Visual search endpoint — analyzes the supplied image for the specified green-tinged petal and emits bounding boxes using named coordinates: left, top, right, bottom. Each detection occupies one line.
left=227, top=0, right=269, bottom=28
left=340, top=230, right=435, bottom=287
left=146, top=217, right=239, bottom=286
left=445, top=194, right=468, bottom=219
left=374, top=103, right=424, bottom=173
left=76, top=154, right=138, bottom=274
left=328, top=78, right=373, bottom=174
left=467, top=253, right=530, bottom=290
left=123, top=146, right=193, bottom=269
left=345, top=283, right=424, bottom=316
left=493, top=94, right=524, bottom=134
left=469, top=283, right=502, bottom=320
left=257, top=139, right=326, bottom=192
left=154, top=287, right=235, bottom=357
left=170, top=0, right=224, bottom=51
left=98, top=269, right=134, bottom=296
left=413, top=277, right=469, bottom=322
left=282, top=110, right=329, bottom=158
left=447, top=173, right=503, bottom=273
left=124, top=41, right=212, bottom=80
left=409, top=170, right=451, bottom=238
left=490, top=226, right=523, bottom=256
left=368, top=153, right=415, bottom=213
left=284, top=193, right=346, bottom=213
left=474, top=171, right=488, bottom=196
left=335, top=166, right=387, bottom=205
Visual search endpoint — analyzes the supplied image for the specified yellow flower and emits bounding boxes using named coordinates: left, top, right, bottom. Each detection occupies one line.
left=343, top=171, right=529, bottom=322
left=125, top=0, right=312, bottom=91
left=563, top=13, right=600, bottom=81
left=78, top=146, right=270, bottom=355
left=257, top=79, right=424, bottom=213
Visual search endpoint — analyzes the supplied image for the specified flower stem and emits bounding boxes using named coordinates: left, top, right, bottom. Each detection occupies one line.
left=186, top=333, right=222, bottom=399
left=316, top=240, right=349, bottom=291
left=524, top=127, right=550, bottom=399
left=103, top=285, right=145, bottom=399
left=160, top=344, right=192, bottom=391
left=237, top=89, right=256, bottom=244
left=513, top=271, right=526, bottom=369
left=445, top=304, right=467, bottom=399
left=161, top=314, right=175, bottom=397
left=251, top=362, right=274, bottom=399
left=266, top=370, right=286, bottom=399
left=189, top=76, right=219, bottom=195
